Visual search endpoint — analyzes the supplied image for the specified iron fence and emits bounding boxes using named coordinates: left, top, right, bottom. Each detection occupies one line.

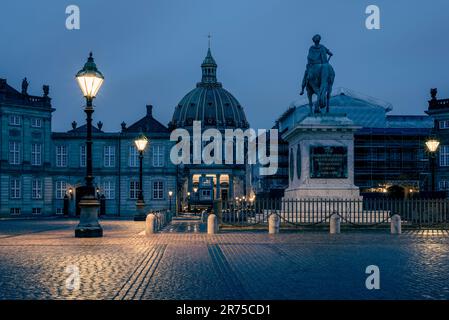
left=220, top=198, right=449, bottom=228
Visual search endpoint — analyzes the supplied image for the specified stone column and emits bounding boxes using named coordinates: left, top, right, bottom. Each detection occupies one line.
left=229, top=175, right=234, bottom=199
left=216, top=174, right=221, bottom=199
left=187, top=174, right=193, bottom=194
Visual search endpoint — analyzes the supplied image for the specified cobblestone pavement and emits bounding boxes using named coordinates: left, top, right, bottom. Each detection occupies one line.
left=1, top=218, right=449, bottom=300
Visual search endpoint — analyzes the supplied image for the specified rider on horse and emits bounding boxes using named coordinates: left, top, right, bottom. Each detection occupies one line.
left=300, top=34, right=333, bottom=96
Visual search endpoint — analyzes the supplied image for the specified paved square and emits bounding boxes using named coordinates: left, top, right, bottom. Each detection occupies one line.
left=1, top=218, right=449, bottom=300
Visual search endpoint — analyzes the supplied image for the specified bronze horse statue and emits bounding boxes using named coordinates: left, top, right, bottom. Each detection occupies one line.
left=300, top=35, right=335, bottom=114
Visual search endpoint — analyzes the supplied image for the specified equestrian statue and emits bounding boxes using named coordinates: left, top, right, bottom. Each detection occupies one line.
left=300, top=34, right=335, bottom=114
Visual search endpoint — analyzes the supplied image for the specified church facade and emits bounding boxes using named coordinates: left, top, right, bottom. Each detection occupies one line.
left=169, top=48, right=251, bottom=209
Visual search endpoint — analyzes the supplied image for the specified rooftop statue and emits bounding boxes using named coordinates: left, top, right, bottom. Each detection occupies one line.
left=300, top=34, right=335, bottom=114
left=21, top=77, right=29, bottom=95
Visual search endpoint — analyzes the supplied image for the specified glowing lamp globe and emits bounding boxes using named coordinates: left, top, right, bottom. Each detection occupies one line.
left=426, top=139, right=440, bottom=153
left=76, top=52, right=104, bottom=99
left=134, top=134, right=149, bottom=152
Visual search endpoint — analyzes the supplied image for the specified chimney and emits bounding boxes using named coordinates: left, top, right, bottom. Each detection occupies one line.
left=146, top=105, right=153, bottom=117
left=121, top=121, right=127, bottom=132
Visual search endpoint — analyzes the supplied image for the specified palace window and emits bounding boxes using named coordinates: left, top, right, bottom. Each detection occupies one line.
left=56, top=145, right=68, bottom=167
left=55, top=181, right=67, bottom=199
left=32, top=208, right=42, bottom=215
left=31, top=143, right=42, bottom=166
left=129, top=181, right=140, bottom=199
left=440, top=146, right=449, bottom=167
left=10, top=178, right=21, bottom=199
left=31, top=118, right=42, bottom=128
left=440, top=120, right=449, bottom=129
left=439, top=180, right=449, bottom=191
left=153, top=181, right=164, bottom=200
left=129, top=146, right=139, bottom=167
left=9, top=115, right=21, bottom=126
left=103, top=181, right=115, bottom=199
left=152, top=145, right=165, bottom=167
left=80, top=145, right=86, bottom=167
left=9, top=141, right=21, bottom=165
left=32, top=179, right=43, bottom=199
left=104, top=146, right=116, bottom=167
left=10, top=208, right=21, bottom=215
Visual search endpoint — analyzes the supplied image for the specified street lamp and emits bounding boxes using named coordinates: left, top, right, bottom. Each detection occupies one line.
left=168, top=190, right=173, bottom=212
left=187, top=192, right=191, bottom=212
left=74, top=52, right=104, bottom=238
left=134, top=133, right=149, bottom=221
left=426, top=138, right=440, bottom=193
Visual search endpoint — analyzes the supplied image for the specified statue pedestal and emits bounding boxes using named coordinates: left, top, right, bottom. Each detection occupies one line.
left=75, top=196, right=103, bottom=238
left=282, top=113, right=362, bottom=200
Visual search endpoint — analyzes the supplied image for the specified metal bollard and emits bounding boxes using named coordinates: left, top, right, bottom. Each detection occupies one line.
left=201, top=210, right=207, bottom=223
left=213, top=199, right=223, bottom=224
left=208, top=214, right=218, bottom=234
left=330, top=214, right=341, bottom=234
left=391, top=214, right=402, bottom=235
left=268, top=213, right=280, bottom=234
left=145, top=213, right=156, bottom=236
left=160, top=212, right=165, bottom=227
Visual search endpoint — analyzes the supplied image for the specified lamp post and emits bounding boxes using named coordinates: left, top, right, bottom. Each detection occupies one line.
left=187, top=191, right=191, bottom=212
left=168, top=191, right=173, bottom=212
left=426, top=138, right=440, bottom=193
left=134, top=133, right=149, bottom=221
left=74, top=52, right=104, bottom=238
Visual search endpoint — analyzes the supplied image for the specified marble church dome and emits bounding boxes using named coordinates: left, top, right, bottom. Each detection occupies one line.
left=169, top=48, right=249, bottom=130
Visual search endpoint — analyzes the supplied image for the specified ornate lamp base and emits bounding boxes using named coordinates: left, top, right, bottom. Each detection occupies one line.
left=134, top=199, right=147, bottom=221
left=75, top=196, right=103, bottom=238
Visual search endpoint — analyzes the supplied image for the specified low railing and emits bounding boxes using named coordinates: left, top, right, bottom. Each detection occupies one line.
left=220, top=198, right=449, bottom=229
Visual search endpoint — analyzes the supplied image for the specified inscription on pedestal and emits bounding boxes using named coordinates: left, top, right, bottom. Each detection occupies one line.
left=310, top=146, right=348, bottom=179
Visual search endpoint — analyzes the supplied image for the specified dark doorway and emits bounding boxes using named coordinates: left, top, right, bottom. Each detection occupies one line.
left=221, top=189, right=228, bottom=201
left=387, top=185, right=405, bottom=199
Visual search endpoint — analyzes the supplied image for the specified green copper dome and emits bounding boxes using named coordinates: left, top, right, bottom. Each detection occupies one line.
left=170, top=49, right=249, bottom=130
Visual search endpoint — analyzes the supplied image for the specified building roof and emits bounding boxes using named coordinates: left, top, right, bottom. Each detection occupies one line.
left=124, top=105, right=169, bottom=133
left=169, top=48, right=249, bottom=130
left=0, top=78, right=52, bottom=109
left=386, top=115, right=433, bottom=128
left=68, top=124, right=103, bottom=134
left=278, top=88, right=431, bottom=133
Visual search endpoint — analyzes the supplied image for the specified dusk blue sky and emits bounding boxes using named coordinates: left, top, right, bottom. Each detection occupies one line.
left=1, top=0, right=448, bottom=132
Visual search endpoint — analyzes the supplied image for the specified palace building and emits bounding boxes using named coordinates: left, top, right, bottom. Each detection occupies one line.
left=0, top=78, right=176, bottom=217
